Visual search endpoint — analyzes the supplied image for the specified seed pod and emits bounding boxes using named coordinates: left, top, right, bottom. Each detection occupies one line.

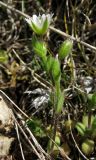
left=59, top=39, right=73, bottom=60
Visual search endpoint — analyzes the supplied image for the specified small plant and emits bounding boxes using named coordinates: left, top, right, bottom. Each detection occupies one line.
left=81, top=139, right=94, bottom=156
left=26, top=118, right=46, bottom=137
left=25, top=13, right=73, bottom=154
left=75, top=92, right=96, bottom=155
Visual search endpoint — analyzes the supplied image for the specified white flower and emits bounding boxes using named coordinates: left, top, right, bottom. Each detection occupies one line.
left=25, top=14, right=53, bottom=35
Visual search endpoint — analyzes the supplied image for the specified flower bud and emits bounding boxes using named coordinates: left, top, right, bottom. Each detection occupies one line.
left=59, top=39, right=73, bottom=60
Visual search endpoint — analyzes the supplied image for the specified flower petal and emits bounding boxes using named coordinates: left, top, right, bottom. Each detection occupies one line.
left=25, top=18, right=32, bottom=27
left=46, top=14, right=53, bottom=25
left=32, top=15, right=38, bottom=26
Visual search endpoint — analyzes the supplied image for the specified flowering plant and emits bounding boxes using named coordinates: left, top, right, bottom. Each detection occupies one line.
left=25, top=14, right=53, bottom=35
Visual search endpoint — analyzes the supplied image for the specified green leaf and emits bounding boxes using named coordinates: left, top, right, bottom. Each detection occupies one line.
left=32, top=36, right=47, bottom=58
left=46, top=55, right=54, bottom=73
left=58, top=39, right=73, bottom=60
left=52, top=58, right=61, bottom=83
left=92, top=117, right=96, bottom=130
left=0, top=50, right=8, bottom=63
left=56, top=90, right=64, bottom=113
left=87, top=93, right=96, bottom=109
left=47, top=132, right=61, bottom=153
left=26, top=118, right=45, bottom=137
left=82, top=115, right=95, bottom=128
left=75, top=122, right=86, bottom=136
left=87, top=94, right=93, bottom=101
left=92, top=93, right=96, bottom=108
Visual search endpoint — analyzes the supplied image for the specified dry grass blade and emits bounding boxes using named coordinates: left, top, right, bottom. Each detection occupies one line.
left=15, top=122, right=25, bottom=160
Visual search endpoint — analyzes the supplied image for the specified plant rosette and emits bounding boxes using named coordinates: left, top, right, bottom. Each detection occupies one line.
left=81, top=139, right=94, bottom=155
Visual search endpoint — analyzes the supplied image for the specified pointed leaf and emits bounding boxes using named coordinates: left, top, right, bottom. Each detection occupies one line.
left=75, top=122, right=86, bottom=136
left=56, top=91, right=64, bottom=113
left=46, top=55, right=54, bottom=73
left=52, top=58, right=61, bottom=82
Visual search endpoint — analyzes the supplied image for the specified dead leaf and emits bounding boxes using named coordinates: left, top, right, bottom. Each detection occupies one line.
left=0, top=95, right=14, bottom=131
left=0, top=136, right=14, bottom=156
